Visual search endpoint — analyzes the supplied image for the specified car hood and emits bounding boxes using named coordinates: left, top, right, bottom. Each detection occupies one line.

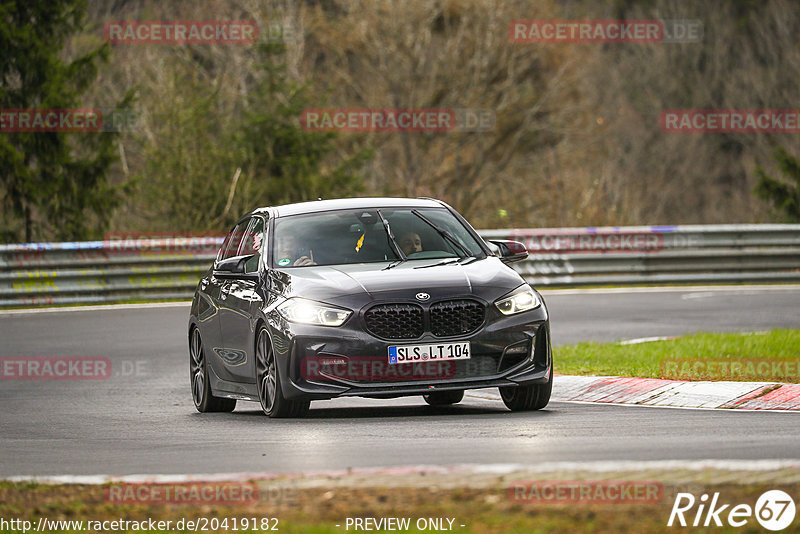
left=269, top=256, right=525, bottom=303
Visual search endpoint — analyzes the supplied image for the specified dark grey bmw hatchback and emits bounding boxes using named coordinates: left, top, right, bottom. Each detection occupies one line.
left=189, top=197, right=552, bottom=418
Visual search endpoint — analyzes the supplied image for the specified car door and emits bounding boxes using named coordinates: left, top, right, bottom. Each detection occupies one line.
left=194, top=265, right=223, bottom=363
left=217, top=216, right=266, bottom=383
left=195, top=222, right=244, bottom=368
left=206, top=219, right=251, bottom=383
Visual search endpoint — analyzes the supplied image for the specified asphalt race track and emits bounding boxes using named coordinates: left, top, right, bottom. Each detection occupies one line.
left=1, top=286, right=799, bottom=477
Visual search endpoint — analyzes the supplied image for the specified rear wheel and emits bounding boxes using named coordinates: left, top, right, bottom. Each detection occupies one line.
left=423, top=390, right=464, bottom=406
left=255, top=327, right=310, bottom=418
left=189, top=328, right=236, bottom=413
left=499, top=366, right=552, bottom=411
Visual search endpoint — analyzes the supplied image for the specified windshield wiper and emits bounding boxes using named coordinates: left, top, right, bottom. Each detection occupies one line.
left=377, top=209, right=406, bottom=269
left=414, top=255, right=479, bottom=269
left=383, top=259, right=405, bottom=270
left=413, top=258, right=460, bottom=269
left=411, top=209, right=471, bottom=258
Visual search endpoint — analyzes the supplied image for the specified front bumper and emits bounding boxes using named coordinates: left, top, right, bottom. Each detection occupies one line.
left=266, top=306, right=552, bottom=401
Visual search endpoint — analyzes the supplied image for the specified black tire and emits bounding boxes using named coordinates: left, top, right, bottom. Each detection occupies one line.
left=499, top=365, right=552, bottom=411
left=255, top=326, right=310, bottom=418
left=189, top=327, right=237, bottom=413
left=423, top=390, right=464, bottom=406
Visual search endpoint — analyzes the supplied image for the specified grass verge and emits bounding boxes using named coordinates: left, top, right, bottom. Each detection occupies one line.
left=1, top=480, right=796, bottom=533
left=554, top=329, right=800, bottom=382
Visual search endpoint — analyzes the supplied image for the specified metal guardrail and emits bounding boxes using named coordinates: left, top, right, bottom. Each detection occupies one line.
left=1, top=225, right=799, bottom=308
left=482, top=224, right=800, bottom=287
left=0, top=238, right=221, bottom=308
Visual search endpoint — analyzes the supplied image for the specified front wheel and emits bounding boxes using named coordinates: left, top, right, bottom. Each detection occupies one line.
left=255, top=327, right=310, bottom=418
left=189, top=328, right=236, bottom=413
left=499, top=366, right=552, bottom=411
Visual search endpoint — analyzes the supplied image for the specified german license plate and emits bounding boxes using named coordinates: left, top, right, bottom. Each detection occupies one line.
left=388, top=342, right=470, bottom=364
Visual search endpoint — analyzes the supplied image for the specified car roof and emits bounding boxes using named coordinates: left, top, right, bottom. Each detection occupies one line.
left=252, top=197, right=446, bottom=218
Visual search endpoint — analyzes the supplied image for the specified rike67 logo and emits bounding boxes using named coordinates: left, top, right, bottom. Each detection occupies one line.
left=668, top=490, right=796, bottom=531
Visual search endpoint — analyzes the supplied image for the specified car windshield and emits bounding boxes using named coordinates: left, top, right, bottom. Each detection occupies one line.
left=272, top=207, right=485, bottom=268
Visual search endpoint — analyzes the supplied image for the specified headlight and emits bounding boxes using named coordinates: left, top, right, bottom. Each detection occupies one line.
left=495, top=286, right=541, bottom=315
left=276, top=298, right=352, bottom=326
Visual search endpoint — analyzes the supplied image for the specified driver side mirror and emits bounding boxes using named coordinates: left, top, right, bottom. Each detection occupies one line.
left=488, top=240, right=528, bottom=263
left=214, top=254, right=259, bottom=280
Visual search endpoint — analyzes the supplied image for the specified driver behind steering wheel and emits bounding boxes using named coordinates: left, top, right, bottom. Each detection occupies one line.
left=398, top=231, right=423, bottom=257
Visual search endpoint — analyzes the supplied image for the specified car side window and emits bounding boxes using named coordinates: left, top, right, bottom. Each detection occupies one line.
left=239, top=217, right=265, bottom=273
left=220, top=220, right=250, bottom=261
